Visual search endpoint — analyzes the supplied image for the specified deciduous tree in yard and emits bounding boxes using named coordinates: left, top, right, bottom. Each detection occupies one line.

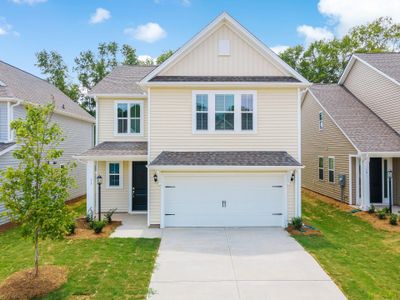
left=0, top=103, right=75, bottom=277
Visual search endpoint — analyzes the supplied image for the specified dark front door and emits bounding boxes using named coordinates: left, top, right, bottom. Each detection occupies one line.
left=370, top=158, right=382, bottom=203
left=132, top=161, right=148, bottom=211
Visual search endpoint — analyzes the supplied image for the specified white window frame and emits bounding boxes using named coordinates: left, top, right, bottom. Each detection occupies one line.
left=106, top=161, right=123, bottom=189
left=328, top=156, right=335, bottom=183
left=319, top=111, right=324, bottom=130
left=114, top=100, right=144, bottom=136
left=318, top=156, right=324, bottom=181
left=192, top=90, right=257, bottom=134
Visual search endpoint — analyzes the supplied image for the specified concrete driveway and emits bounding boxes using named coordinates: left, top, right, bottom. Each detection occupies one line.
left=148, top=228, right=346, bottom=300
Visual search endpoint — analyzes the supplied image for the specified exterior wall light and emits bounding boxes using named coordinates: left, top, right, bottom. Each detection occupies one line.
left=153, top=174, right=158, bottom=183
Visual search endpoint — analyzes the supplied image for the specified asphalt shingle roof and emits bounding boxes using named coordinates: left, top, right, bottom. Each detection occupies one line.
left=149, top=151, right=301, bottom=167
left=0, top=61, right=94, bottom=122
left=150, top=76, right=300, bottom=82
left=355, top=53, right=400, bottom=84
left=90, top=65, right=156, bottom=95
left=310, top=84, right=400, bottom=152
left=78, top=141, right=148, bottom=157
left=0, top=142, right=15, bottom=152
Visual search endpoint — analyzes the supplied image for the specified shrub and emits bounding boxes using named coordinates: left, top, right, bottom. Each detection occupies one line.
left=104, top=208, right=117, bottom=224
left=377, top=209, right=387, bottom=220
left=92, top=220, right=106, bottom=234
left=66, top=221, right=76, bottom=235
left=290, top=217, right=303, bottom=230
left=382, top=207, right=390, bottom=214
left=368, top=205, right=375, bottom=214
left=389, top=214, right=398, bottom=226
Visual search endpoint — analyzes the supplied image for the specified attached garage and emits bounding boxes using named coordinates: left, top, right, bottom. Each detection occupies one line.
left=149, top=151, right=302, bottom=228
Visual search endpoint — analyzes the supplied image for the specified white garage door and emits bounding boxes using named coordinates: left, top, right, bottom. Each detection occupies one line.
left=163, top=173, right=285, bottom=227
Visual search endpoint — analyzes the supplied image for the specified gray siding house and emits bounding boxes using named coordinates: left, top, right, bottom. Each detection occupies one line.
left=0, top=60, right=95, bottom=225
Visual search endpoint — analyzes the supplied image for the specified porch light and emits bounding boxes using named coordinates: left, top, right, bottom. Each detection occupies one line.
left=96, top=175, right=103, bottom=185
left=388, top=170, right=393, bottom=179
left=153, top=174, right=158, bottom=183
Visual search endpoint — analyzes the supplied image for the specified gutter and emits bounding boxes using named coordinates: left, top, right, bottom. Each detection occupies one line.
left=139, top=81, right=311, bottom=88
left=147, top=165, right=304, bottom=171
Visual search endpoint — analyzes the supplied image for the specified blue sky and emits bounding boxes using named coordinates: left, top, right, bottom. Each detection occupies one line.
left=0, top=0, right=399, bottom=78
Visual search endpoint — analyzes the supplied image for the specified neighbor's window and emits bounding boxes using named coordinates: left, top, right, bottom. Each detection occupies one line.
left=108, top=162, right=121, bottom=187
left=328, top=157, right=335, bottom=183
left=241, top=94, right=253, bottom=130
left=318, top=156, right=324, bottom=181
left=196, top=94, right=208, bottom=130
left=319, top=111, right=324, bottom=130
left=215, top=94, right=234, bottom=130
left=116, top=101, right=143, bottom=135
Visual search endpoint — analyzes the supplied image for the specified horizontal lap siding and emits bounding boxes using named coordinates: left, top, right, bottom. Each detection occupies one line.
left=302, top=93, right=357, bottom=202
left=0, top=103, right=8, bottom=141
left=149, top=87, right=299, bottom=225
left=344, top=60, right=400, bottom=135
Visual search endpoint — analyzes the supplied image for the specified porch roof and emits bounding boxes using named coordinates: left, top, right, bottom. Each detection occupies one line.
left=77, top=141, right=147, bottom=159
left=310, top=84, right=400, bottom=153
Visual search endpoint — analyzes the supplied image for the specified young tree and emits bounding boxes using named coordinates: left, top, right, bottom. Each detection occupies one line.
left=0, top=103, right=75, bottom=277
left=156, top=50, right=174, bottom=65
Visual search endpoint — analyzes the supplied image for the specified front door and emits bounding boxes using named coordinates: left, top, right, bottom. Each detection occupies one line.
left=370, top=158, right=382, bottom=203
left=132, top=161, right=148, bottom=211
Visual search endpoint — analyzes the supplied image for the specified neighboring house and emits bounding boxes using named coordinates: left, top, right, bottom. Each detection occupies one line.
left=0, top=60, right=95, bottom=225
left=77, top=12, right=309, bottom=228
left=302, top=53, right=400, bottom=210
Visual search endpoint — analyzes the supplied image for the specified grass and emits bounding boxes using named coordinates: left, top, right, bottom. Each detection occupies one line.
left=295, top=193, right=400, bottom=300
left=0, top=200, right=160, bottom=299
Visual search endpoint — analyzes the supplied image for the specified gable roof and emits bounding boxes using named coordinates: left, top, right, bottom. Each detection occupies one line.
left=339, top=52, right=400, bottom=86
left=90, top=65, right=156, bottom=96
left=0, top=60, right=94, bottom=123
left=308, top=84, right=400, bottom=153
left=141, top=12, right=308, bottom=85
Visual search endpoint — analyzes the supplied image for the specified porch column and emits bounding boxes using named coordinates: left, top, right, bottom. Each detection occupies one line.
left=295, top=169, right=302, bottom=217
left=86, top=160, right=95, bottom=214
left=360, top=155, right=370, bottom=210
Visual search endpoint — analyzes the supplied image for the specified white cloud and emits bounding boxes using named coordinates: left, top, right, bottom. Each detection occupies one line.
left=11, top=0, right=47, bottom=5
left=138, top=55, right=156, bottom=64
left=181, top=0, right=191, bottom=6
left=0, top=18, right=13, bottom=36
left=318, top=0, right=400, bottom=36
left=270, top=45, right=289, bottom=54
left=297, top=25, right=334, bottom=45
left=124, top=22, right=166, bottom=43
left=90, top=8, right=111, bottom=24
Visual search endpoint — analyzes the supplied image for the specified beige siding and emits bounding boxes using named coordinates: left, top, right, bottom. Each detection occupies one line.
left=149, top=87, right=299, bottom=225
left=344, top=60, right=400, bottom=134
left=302, top=93, right=357, bottom=202
left=97, top=161, right=130, bottom=212
left=394, top=158, right=400, bottom=206
left=160, top=23, right=287, bottom=77
left=97, top=97, right=148, bottom=143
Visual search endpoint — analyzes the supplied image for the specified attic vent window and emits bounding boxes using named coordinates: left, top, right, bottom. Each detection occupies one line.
left=218, top=39, right=230, bottom=56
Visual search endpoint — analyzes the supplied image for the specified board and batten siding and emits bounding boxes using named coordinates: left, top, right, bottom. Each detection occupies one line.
left=97, top=97, right=148, bottom=143
left=0, top=103, right=8, bottom=141
left=0, top=105, right=94, bottom=225
left=301, top=93, right=357, bottom=202
left=343, top=60, right=400, bottom=135
left=148, top=87, right=300, bottom=225
left=160, top=23, right=285, bottom=77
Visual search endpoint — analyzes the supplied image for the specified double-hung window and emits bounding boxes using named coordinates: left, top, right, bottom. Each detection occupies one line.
left=107, top=162, right=122, bottom=188
left=319, top=111, right=324, bottom=130
left=318, top=156, right=324, bottom=181
left=116, top=101, right=143, bottom=135
left=193, top=91, right=256, bottom=133
left=328, top=157, right=335, bottom=183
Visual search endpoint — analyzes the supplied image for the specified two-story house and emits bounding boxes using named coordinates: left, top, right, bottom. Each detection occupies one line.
left=77, top=13, right=309, bottom=228
left=0, top=60, right=95, bottom=226
left=302, top=53, right=400, bottom=211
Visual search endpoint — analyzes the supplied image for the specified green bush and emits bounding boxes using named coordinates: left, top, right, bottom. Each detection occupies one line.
left=66, top=221, right=76, bottom=235
left=377, top=209, right=387, bottom=220
left=389, top=214, right=398, bottom=226
left=104, top=208, right=117, bottom=224
left=92, top=220, right=107, bottom=234
left=382, top=207, right=390, bottom=214
left=290, top=217, right=303, bottom=230
left=368, top=205, right=376, bottom=214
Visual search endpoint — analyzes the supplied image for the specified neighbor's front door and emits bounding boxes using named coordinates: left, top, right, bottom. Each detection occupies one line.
left=370, top=158, right=382, bottom=203
left=132, top=161, right=148, bottom=211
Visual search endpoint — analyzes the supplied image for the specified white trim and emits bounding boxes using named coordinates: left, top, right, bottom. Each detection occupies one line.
left=6, top=102, right=11, bottom=141
left=86, top=160, right=95, bottom=214
left=318, top=111, right=324, bottom=130
left=141, top=81, right=309, bottom=88
left=150, top=165, right=303, bottom=171
left=113, top=100, right=144, bottom=136
left=95, top=97, right=99, bottom=145
left=0, top=143, right=17, bottom=156
left=338, top=55, right=357, bottom=85
left=74, top=154, right=148, bottom=161
left=106, top=161, right=123, bottom=189
left=318, top=156, right=324, bottom=181
left=140, top=12, right=308, bottom=84
left=147, top=87, right=151, bottom=227
left=90, top=93, right=147, bottom=99
left=356, top=157, right=361, bottom=206
left=359, top=152, right=400, bottom=157
left=128, top=161, right=132, bottom=213
left=160, top=173, right=165, bottom=228
left=192, top=90, right=257, bottom=134
left=328, top=156, right=335, bottom=183
left=348, top=155, right=356, bottom=205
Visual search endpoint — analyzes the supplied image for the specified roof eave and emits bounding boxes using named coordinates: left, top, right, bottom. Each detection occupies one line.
left=140, top=81, right=310, bottom=88
left=148, top=165, right=304, bottom=171
left=74, top=154, right=148, bottom=161
left=88, top=93, right=148, bottom=99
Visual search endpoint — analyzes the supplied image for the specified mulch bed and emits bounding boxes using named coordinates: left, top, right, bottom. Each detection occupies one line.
left=66, top=218, right=122, bottom=240
left=287, top=224, right=322, bottom=236
left=0, top=265, right=68, bottom=300
left=303, top=188, right=400, bottom=233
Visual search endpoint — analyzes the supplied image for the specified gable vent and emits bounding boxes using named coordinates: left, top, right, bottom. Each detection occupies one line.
left=218, top=39, right=230, bottom=56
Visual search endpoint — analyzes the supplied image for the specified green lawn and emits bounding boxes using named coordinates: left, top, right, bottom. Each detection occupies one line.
left=296, top=193, right=400, bottom=300
left=0, top=200, right=160, bottom=299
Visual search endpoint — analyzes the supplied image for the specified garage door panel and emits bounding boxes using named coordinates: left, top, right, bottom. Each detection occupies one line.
left=163, top=174, right=285, bottom=227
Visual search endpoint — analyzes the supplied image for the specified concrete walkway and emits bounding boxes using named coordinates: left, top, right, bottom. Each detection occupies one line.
left=110, top=214, right=162, bottom=238
left=148, top=228, right=346, bottom=300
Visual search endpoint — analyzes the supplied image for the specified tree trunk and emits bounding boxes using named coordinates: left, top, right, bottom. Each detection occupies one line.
left=34, top=229, right=39, bottom=277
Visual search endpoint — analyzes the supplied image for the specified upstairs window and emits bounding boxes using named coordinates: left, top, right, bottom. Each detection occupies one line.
left=241, top=94, right=254, bottom=131
left=319, top=111, right=324, bottom=130
left=115, top=101, right=143, bottom=135
left=196, top=94, right=208, bottom=130
left=215, top=94, right=234, bottom=130
left=328, top=157, right=335, bottom=183
left=318, top=156, right=324, bottom=181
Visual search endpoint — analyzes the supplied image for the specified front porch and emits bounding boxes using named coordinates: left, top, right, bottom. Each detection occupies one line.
left=110, top=213, right=162, bottom=238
